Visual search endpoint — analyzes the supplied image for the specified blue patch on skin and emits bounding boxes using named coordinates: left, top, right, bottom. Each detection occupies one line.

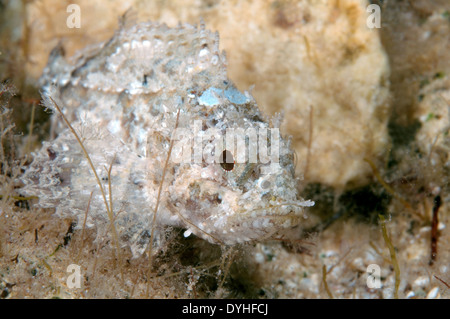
left=198, top=87, right=222, bottom=106
left=224, top=87, right=249, bottom=105
left=198, top=87, right=250, bottom=106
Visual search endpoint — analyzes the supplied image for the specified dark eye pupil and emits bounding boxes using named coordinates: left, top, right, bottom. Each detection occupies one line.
left=220, top=150, right=234, bottom=171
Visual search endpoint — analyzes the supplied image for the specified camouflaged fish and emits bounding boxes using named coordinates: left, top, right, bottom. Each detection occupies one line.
left=21, top=21, right=314, bottom=256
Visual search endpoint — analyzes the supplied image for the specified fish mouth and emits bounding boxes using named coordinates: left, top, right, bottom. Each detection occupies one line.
left=185, top=200, right=315, bottom=245
left=215, top=200, right=315, bottom=241
left=237, top=200, right=315, bottom=219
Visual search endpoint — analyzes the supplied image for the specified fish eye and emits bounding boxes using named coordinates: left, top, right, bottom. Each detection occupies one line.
left=220, top=150, right=234, bottom=171
left=260, top=180, right=271, bottom=189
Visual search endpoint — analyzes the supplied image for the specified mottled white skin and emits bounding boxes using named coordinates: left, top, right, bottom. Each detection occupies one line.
left=21, top=21, right=313, bottom=256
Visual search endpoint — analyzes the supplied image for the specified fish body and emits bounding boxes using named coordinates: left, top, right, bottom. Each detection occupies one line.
left=21, top=21, right=313, bottom=256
